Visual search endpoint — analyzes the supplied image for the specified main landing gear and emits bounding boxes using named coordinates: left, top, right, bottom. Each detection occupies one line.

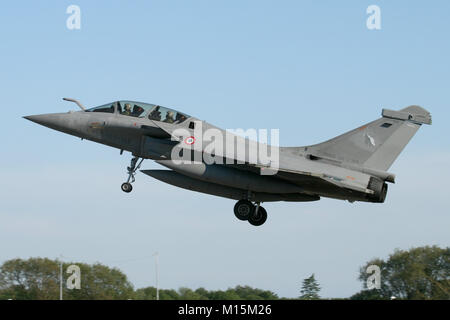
left=121, top=156, right=144, bottom=193
left=233, top=200, right=268, bottom=226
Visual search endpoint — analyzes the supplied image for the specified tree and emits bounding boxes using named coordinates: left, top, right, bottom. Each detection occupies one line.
left=134, top=286, right=158, bottom=300
left=350, top=289, right=385, bottom=300
left=0, top=257, right=134, bottom=300
left=232, top=285, right=278, bottom=300
left=352, top=246, right=449, bottom=300
left=194, top=287, right=210, bottom=299
left=299, top=274, right=321, bottom=299
left=178, top=287, right=205, bottom=300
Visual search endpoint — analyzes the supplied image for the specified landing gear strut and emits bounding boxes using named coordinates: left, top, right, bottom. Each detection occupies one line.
left=233, top=200, right=267, bottom=226
left=121, top=156, right=144, bottom=193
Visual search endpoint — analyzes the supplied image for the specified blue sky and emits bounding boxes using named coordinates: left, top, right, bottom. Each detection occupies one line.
left=0, top=1, right=449, bottom=298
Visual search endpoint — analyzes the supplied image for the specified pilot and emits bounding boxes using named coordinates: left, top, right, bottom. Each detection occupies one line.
left=164, top=111, right=175, bottom=123
left=175, top=113, right=186, bottom=123
left=123, top=103, right=132, bottom=116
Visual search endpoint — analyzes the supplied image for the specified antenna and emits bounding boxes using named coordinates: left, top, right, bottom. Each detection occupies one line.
left=63, top=97, right=86, bottom=111
left=59, top=254, right=63, bottom=300
left=153, top=252, right=159, bottom=300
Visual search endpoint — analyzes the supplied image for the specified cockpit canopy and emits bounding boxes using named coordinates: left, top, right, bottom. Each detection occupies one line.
left=85, top=100, right=190, bottom=124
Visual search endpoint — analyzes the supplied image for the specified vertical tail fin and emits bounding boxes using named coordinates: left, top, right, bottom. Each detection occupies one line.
left=303, top=106, right=431, bottom=171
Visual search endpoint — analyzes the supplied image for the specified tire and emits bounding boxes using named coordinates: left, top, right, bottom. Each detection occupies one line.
left=121, top=182, right=133, bottom=193
left=234, top=200, right=254, bottom=221
left=248, top=206, right=267, bottom=226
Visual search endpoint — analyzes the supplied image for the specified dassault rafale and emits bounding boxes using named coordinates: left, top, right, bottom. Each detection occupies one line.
left=24, top=98, right=431, bottom=226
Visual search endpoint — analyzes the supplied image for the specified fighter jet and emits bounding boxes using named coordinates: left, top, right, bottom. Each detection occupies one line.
left=24, top=99, right=431, bottom=226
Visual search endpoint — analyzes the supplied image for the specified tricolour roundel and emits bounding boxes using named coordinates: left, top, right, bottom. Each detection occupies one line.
left=184, top=136, right=196, bottom=145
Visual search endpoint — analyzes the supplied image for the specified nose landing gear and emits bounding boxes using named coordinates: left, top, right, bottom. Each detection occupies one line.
left=121, top=156, right=144, bottom=193
left=233, top=200, right=267, bottom=226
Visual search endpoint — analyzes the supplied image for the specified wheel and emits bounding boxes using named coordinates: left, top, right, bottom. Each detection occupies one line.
left=234, top=200, right=254, bottom=221
left=248, top=206, right=267, bottom=226
left=121, top=182, right=133, bottom=193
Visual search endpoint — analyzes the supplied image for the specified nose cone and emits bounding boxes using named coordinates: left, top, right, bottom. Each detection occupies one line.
left=24, top=113, right=58, bottom=127
left=24, top=112, right=80, bottom=135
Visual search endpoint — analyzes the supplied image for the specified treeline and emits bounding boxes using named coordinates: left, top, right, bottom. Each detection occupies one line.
left=135, top=286, right=279, bottom=300
left=0, top=257, right=279, bottom=300
left=0, top=245, right=448, bottom=300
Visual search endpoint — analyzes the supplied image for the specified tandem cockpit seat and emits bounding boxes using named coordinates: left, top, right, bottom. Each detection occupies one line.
left=85, top=100, right=190, bottom=124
